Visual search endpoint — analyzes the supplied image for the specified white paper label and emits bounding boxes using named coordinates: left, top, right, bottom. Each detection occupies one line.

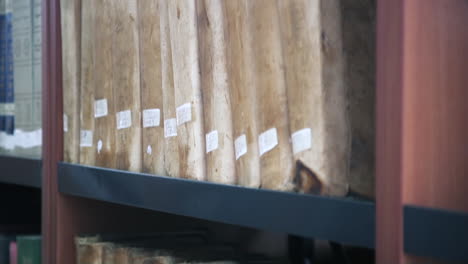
left=116, top=110, right=132, bottom=130
left=97, top=139, right=103, bottom=154
left=235, top=134, right=248, bottom=160
left=15, top=129, right=42, bottom=149
left=80, top=130, right=93, bottom=147
left=205, top=130, right=218, bottom=153
left=94, top=99, right=108, bottom=118
left=142, top=108, right=161, bottom=128
left=258, top=128, right=278, bottom=156
left=164, top=118, right=177, bottom=138
left=176, top=103, right=192, bottom=125
left=147, top=145, right=152, bottom=155
left=292, top=128, right=312, bottom=154
left=63, top=114, right=68, bottom=132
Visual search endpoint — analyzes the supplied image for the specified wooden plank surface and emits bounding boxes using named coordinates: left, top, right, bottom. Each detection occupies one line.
left=60, top=0, right=81, bottom=164
left=138, top=0, right=165, bottom=175
left=93, top=0, right=116, bottom=169
left=197, top=0, right=236, bottom=184
left=159, top=0, right=179, bottom=178
left=168, top=0, right=206, bottom=180
left=224, top=0, right=260, bottom=188
left=78, top=0, right=96, bottom=166
left=111, top=0, right=141, bottom=172
left=248, top=0, right=293, bottom=191
left=278, top=0, right=349, bottom=196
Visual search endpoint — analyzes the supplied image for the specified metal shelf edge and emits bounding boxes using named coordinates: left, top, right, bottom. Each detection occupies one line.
left=0, top=155, right=42, bottom=188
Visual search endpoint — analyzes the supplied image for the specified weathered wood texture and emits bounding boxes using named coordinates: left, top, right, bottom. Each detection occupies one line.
left=342, top=0, right=376, bottom=198
left=78, top=0, right=95, bottom=165
left=278, top=0, right=349, bottom=196
left=159, top=0, right=179, bottom=178
left=197, top=0, right=236, bottom=184
left=111, top=0, right=142, bottom=172
left=248, top=0, right=293, bottom=191
left=93, top=0, right=116, bottom=169
left=168, top=0, right=206, bottom=180
left=224, top=0, right=260, bottom=188
left=138, top=0, right=165, bottom=175
left=60, top=0, right=81, bottom=163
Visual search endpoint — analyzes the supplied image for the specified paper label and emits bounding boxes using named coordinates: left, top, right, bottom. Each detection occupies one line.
left=176, top=103, right=192, bottom=125
left=116, top=110, right=132, bottom=130
left=235, top=134, right=247, bottom=160
left=142, top=108, right=161, bottom=128
left=94, top=99, right=108, bottom=118
left=164, top=118, right=177, bottom=138
left=0, top=129, right=42, bottom=150
left=63, top=114, right=68, bottom=132
left=258, top=128, right=278, bottom=156
left=97, top=139, right=103, bottom=154
left=80, top=130, right=93, bottom=147
left=205, top=130, right=218, bottom=153
left=292, top=128, right=312, bottom=154
left=146, top=145, right=152, bottom=155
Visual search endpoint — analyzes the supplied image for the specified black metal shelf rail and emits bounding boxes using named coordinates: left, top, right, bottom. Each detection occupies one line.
left=0, top=155, right=42, bottom=188
left=58, top=162, right=375, bottom=249
left=404, top=205, right=468, bottom=262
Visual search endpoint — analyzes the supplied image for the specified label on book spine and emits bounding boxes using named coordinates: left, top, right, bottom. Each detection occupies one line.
left=80, top=130, right=93, bottom=147
left=63, top=114, right=68, bottom=132
left=116, top=110, right=132, bottom=130
left=291, top=128, right=312, bottom=154
left=176, top=103, right=192, bottom=125
left=205, top=130, right=218, bottom=153
left=235, top=134, right=247, bottom=160
left=258, top=128, right=278, bottom=156
left=142, top=108, right=160, bottom=128
left=94, top=99, right=108, bottom=118
left=164, top=118, right=177, bottom=138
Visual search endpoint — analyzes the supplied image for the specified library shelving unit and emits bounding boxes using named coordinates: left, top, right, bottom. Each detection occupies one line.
left=37, top=0, right=468, bottom=263
left=0, top=155, right=41, bottom=188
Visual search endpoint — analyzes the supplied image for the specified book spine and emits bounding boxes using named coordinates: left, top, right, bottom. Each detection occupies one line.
left=0, top=0, right=14, bottom=134
left=61, top=0, right=81, bottom=163
left=9, top=241, right=17, bottom=264
left=17, top=236, right=41, bottom=264
left=224, top=0, right=261, bottom=188
left=137, top=0, right=165, bottom=175
left=92, top=0, right=116, bottom=169
left=30, top=0, right=41, bottom=157
left=197, top=0, right=236, bottom=185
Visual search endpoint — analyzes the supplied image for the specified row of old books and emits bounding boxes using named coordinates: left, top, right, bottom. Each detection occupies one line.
left=0, top=234, right=41, bottom=264
left=61, top=0, right=375, bottom=198
left=75, top=232, right=285, bottom=264
left=0, top=0, right=42, bottom=158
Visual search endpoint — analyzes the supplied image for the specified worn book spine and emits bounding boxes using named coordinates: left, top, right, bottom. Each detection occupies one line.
left=114, top=247, right=130, bottom=264
left=16, top=235, right=41, bottom=264
left=31, top=0, right=41, bottom=158
left=137, top=0, right=165, bottom=175
left=277, top=0, right=349, bottom=196
left=111, top=0, right=142, bottom=172
left=224, top=0, right=260, bottom=188
left=92, top=0, right=116, bottom=169
left=248, top=0, right=293, bottom=190
left=0, top=0, right=14, bottom=135
left=142, top=256, right=176, bottom=264
left=79, top=0, right=96, bottom=165
left=159, top=0, right=179, bottom=178
left=61, top=0, right=81, bottom=163
left=341, top=0, right=376, bottom=198
left=197, top=0, right=236, bottom=184
left=74, top=235, right=101, bottom=264
left=168, top=0, right=205, bottom=180
left=76, top=242, right=113, bottom=264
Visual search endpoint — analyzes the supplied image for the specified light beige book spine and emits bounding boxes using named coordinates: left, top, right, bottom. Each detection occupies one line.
left=93, top=0, right=116, bottom=169
left=76, top=242, right=113, bottom=264
left=111, top=0, right=142, bottom=172
left=277, top=0, right=349, bottom=196
left=159, top=0, right=179, bottom=178
left=137, top=0, right=165, bottom=175
left=168, top=0, right=206, bottom=180
left=248, top=0, right=293, bottom=191
left=60, top=0, right=81, bottom=163
left=197, top=0, right=236, bottom=184
left=224, top=0, right=260, bottom=188
left=79, top=0, right=96, bottom=166
left=341, top=0, right=376, bottom=198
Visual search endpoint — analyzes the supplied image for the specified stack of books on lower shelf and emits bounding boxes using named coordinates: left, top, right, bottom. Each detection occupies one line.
left=75, top=231, right=286, bottom=264
left=0, top=234, right=41, bottom=264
